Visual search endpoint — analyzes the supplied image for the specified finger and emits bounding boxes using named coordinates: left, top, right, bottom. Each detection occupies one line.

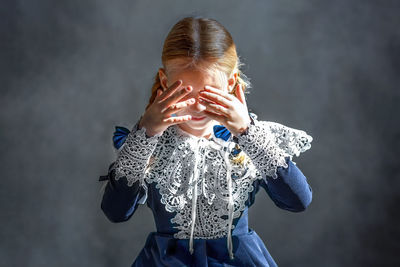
left=163, top=98, right=196, bottom=116
left=198, top=97, right=230, bottom=116
left=162, top=115, right=192, bottom=125
left=236, top=84, right=247, bottom=108
left=198, top=90, right=232, bottom=108
left=203, top=85, right=234, bottom=101
left=161, top=86, right=193, bottom=111
left=154, top=88, right=163, bottom=100
left=158, top=80, right=183, bottom=103
left=203, top=110, right=226, bottom=124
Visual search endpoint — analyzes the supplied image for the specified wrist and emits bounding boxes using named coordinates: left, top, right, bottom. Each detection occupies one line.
left=235, top=125, right=249, bottom=137
left=235, top=115, right=253, bottom=137
left=137, top=117, right=162, bottom=138
left=144, top=128, right=162, bottom=138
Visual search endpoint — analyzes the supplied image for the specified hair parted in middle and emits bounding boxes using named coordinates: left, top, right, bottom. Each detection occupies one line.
left=146, top=16, right=252, bottom=166
left=146, top=16, right=251, bottom=110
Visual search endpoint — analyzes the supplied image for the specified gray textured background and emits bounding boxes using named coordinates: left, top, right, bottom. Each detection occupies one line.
left=1, top=0, right=399, bottom=266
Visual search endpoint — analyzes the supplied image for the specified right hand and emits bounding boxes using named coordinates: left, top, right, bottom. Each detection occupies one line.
left=138, top=80, right=195, bottom=137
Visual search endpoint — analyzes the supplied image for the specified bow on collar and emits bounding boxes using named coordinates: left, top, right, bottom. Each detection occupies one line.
left=112, top=124, right=240, bottom=152
left=99, top=126, right=131, bottom=182
left=213, top=125, right=231, bottom=141
left=213, top=125, right=241, bottom=156
left=113, top=126, right=130, bottom=149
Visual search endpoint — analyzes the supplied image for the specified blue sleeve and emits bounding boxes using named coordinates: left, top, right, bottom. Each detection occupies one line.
left=100, top=162, right=147, bottom=223
left=260, top=157, right=313, bottom=212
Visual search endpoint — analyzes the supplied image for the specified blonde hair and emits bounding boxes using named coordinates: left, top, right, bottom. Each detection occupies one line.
left=146, top=16, right=251, bottom=166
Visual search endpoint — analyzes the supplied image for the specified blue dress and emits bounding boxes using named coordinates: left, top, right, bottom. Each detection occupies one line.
left=99, top=113, right=313, bottom=267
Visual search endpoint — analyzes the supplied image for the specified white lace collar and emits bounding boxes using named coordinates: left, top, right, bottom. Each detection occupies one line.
left=112, top=114, right=313, bottom=259
left=171, top=123, right=233, bottom=149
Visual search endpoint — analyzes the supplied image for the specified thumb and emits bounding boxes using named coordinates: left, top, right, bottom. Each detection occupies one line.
left=236, top=84, right=246, bottom=104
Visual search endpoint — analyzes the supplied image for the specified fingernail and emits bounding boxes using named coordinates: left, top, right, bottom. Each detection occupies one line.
left=186, top=86, right=192, bottom=92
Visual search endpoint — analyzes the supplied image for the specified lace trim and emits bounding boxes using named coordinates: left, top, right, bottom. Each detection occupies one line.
left=109, top=115, right=312, bottom=239
left=237, top=115, right=313, bottom=179
left=112, top=122, right=159, bottom=186
left=142, top=125, right=260, bottom=239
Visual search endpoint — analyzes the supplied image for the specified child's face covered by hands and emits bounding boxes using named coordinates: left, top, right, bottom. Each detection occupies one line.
left=160, top=66, right=250, bottom=138
left=160, top=67, right=220, bottom=137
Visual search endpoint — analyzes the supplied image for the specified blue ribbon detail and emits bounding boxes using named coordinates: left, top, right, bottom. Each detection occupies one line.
left=112, top=124, right=242, bottom=154
left=213, top=125, right=242, bottom=156
left=113, top=126, right=131, bottom=149
left=213, top=125, right=231, bottom=141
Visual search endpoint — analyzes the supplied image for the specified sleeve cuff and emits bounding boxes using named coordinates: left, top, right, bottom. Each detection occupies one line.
left=236, top=113, right=312, bottom=179
left=112, top=117, right=160, bottom=187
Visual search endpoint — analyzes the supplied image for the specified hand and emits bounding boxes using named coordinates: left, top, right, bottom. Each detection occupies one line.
left=139, top=80, right=196, bottom=136
left=198, top=84, right=251, bottom=137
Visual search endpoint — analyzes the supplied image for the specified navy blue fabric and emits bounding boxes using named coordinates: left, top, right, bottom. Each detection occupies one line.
left=113, top=126, right=131, bottom=149
left=213, top=125, right=231, bottom=141
left=213, top=125, right=242, bottom=156
left=100, top=156, right=312, bottom=266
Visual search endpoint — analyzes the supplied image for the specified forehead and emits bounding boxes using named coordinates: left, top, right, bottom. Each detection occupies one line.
left=172, top=69, right=224, bottom=87
left=166, top=60, right=226, bottom=89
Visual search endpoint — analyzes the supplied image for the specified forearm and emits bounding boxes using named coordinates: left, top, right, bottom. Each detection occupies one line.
left=236, top=113, right=313, bottom=179
left=112, top=119, right=159, bottom=186
left=101, top=163, right=147, bottom=222
left=262, top=157, right=312, bottom=212
left=100, top=119, right=160, bottom=222
left=236, top=113, right=313, bottom=211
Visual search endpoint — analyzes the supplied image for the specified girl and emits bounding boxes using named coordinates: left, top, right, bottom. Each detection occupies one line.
left=99, top=16, right=313, bottom=267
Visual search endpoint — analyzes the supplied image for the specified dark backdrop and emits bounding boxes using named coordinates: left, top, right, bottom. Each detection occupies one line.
left=1, top=0, right=399, bottom=266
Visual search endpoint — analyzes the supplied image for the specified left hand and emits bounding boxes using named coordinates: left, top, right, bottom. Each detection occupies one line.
left=198, top=84, right=251, bottom=137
